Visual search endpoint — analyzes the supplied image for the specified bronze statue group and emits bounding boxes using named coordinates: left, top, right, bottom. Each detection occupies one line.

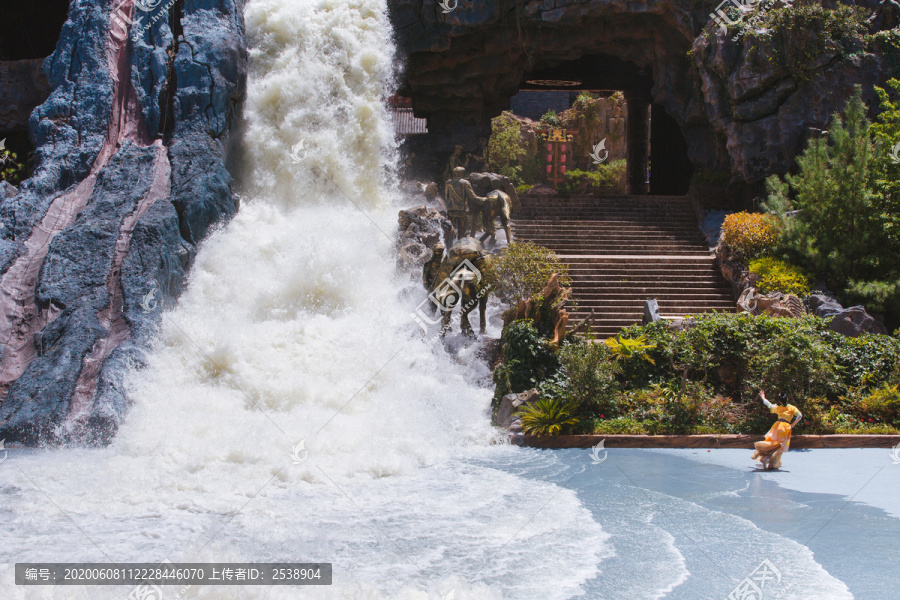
left=418, top=167, right=514, bottom=338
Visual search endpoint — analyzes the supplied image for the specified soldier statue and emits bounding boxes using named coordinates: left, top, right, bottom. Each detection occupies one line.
left=444, top=167, right=486, bottom=241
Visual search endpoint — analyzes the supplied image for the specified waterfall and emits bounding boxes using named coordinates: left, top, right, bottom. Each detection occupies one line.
left=0, top=1, right=611, bottom=598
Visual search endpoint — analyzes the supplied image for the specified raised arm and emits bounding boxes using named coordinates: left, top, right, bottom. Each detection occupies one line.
left=759, top=390, right=775, bottom=410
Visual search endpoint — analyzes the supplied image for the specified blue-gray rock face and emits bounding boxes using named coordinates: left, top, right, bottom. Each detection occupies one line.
left=0, top=0, right=247, bottom=445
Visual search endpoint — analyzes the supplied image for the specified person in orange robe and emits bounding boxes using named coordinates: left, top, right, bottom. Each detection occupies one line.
left=751, top=390, right=802, bottom=470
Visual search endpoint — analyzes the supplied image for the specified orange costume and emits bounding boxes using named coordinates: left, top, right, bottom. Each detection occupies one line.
left=751, top=398, right=801, bottom=470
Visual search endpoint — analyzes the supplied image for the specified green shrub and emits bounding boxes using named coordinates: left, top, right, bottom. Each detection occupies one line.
left=855, top=383, right=900, bottom=425
left=540, top=109, right=561, bottom=128
left=748, top=257, right=812, bottom=296
left=496, top=312, right=900, bottom=433
left=721, top=212, right=781, bottom=259
left=492, top=320, right=560, bottom=398
left=515, top=183, right=534, bottom=196
left=836, top=423, right=900, bottom=434
left=0, top=146, right=26, bottom=185
left=557, top=340, right=621, bottom=415
left=592, top=417, right=647, bottom=435
left=483, top=241, right=570, bottom=304
left=746, top=323, right=842, bottom=408
left=751, top=3, right=868, bottom=82
left=516, top=397, right=580, bottom=435
left=833, top=333, right=900, bottom=389
left=558, top=161, right=627, bottom=196
left=621, top=380, right=717, bottom=434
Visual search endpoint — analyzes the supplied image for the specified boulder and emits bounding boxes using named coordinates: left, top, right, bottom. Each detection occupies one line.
left=738, top=288, right=805, bottom=318
left=807, top=294, right=844, bottom=318
left=495, top=388, right=539, bottom=429
left=806, top=294, right=887, bottom=336
left=397, top=206, right=453, bottom=265
left=1, top=180, right=16, bottom=198
left=828, top=306, right=887, bottom=337
left=643, top=298, right=660, bottom=325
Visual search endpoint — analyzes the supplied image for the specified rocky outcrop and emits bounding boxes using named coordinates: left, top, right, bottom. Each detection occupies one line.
left=0, top=0, right=247, bottom=445
left=397, top=205, right=453, bottom=266
left=807, top=294, right=888, bottom=337
left=495, top=388, right=539, bottom=430
left=738, top=288, right=806, bottom=318
left=391, top=0, right=891, bottom=191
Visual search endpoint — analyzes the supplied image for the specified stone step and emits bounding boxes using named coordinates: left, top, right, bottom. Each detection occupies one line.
left=518, top=237, right=708, bottom=247
left=536, top=248, right=713, bottom=256
left=516, top=235, right=705, bottom=244
left=512, top=208, right=697, bottom=219
left=572, top=290, right=733, bottom=299
left=511, top=195, right=731, bottom=337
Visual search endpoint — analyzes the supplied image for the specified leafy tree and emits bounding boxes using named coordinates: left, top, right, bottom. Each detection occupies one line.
left=764, top=87, right=900, bottom=324
left=486, top=112, right=525, bottom=185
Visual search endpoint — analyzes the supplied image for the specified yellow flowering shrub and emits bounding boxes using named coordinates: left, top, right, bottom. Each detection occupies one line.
left=748, top=257, right=812, bottom=296
left=721, top=212, right=780, bottom=259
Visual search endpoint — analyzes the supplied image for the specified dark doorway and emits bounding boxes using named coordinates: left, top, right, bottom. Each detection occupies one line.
left=649, top=103, right=692, bottom=195
left=0, top=0, right=69, bottom=60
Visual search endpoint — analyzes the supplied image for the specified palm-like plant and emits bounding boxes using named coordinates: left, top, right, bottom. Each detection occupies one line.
left=516, top=397, right=580, bottom=436
left=604, top=335, right=656, bottom=364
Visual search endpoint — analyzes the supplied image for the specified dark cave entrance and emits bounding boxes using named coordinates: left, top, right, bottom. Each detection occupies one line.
left=650, top=103, right=693, bottom=195
left=0, top=0, right=69, bottom=60
left=0, top=0, right=69, bottom=165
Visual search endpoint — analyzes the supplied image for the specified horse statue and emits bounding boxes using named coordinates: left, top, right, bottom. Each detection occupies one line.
left=469, top=189, right=513, bottom=245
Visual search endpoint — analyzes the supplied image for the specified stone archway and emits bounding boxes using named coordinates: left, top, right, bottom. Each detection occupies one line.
left=390, top=0, right=890, bottom=200
left=391, top=0, right=716, bottom=186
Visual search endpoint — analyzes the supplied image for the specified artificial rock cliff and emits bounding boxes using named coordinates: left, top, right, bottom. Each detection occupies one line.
left=390, top=0, right=891, bottom=193
left=0, top=0, right=247, bottom=445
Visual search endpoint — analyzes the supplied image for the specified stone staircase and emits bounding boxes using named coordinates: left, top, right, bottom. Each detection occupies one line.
left=511, top=195, right=735, bottom=338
